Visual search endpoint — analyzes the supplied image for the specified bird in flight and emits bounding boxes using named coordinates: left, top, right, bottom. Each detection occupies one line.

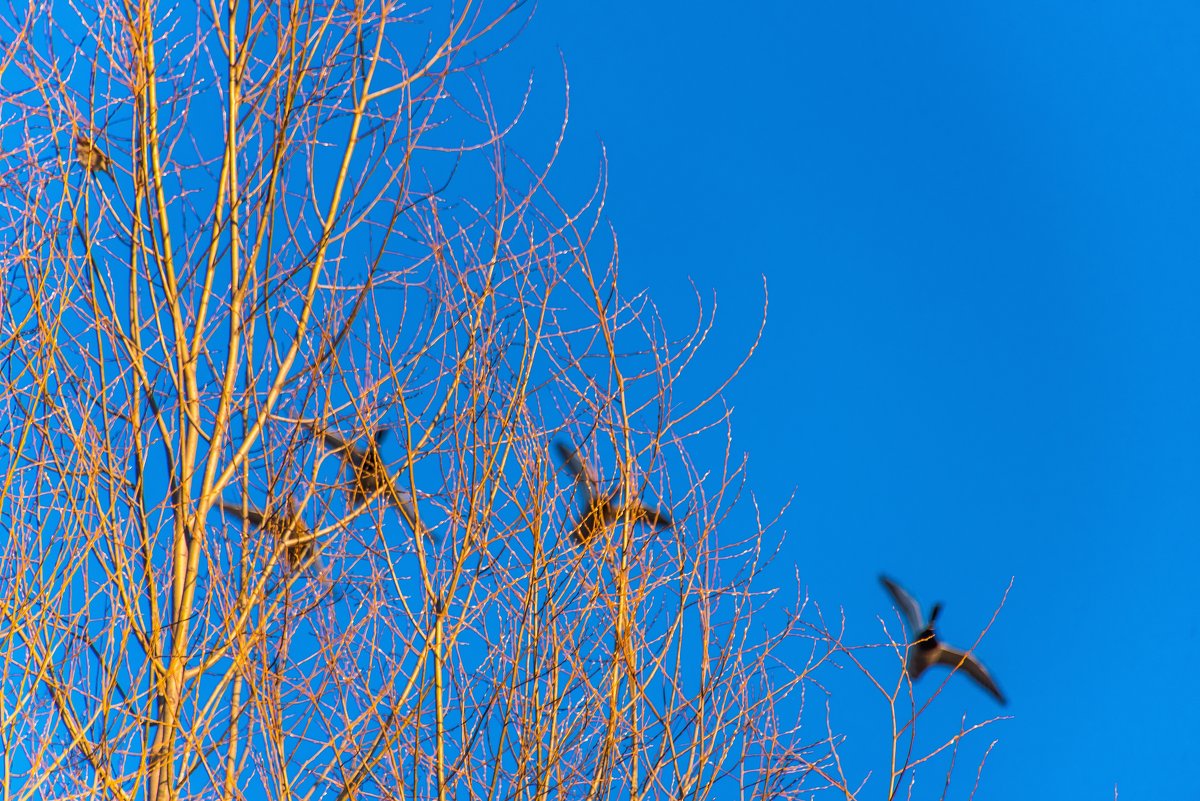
left=214, top=499, right=317, bottom=572
left=555, top=440, right=672, bottom=546
left=75, top=134, right=113, bottom=178
left=878, top=574, right=1006, bottom=705
left=301, top=421, right=425, bottom=540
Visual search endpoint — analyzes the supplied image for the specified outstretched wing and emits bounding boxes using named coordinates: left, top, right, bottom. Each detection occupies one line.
left=555, top=441, right=600, bottom=504
left=879, top=574, right=926, bottom=634
left=935, top=645, right=1006, bottom=705
left=300, top=420, right=364, bottom=459
left=215, top=500, right=267, bottom=530
left=381, top=479, right=427, bottom=541
left=625, top=501, right=673, bottom=530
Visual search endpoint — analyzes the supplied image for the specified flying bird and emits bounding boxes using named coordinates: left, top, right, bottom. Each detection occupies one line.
left=215, top=499, right=316, bottom=571
left=75, top=134, right=113, bottom=178
left=301, top=421, right=425, bottom=540
left=879, top=574, right=1006, bottom=705
left=555, top=440, right=672, bottom=546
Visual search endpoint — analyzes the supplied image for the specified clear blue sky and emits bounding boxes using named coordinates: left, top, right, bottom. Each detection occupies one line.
left=495, top=2, right=1200, bottom=797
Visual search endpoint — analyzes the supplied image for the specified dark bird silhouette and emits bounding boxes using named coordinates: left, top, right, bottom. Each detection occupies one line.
left=879, top=574, right=1006, bottom=705
left=215, top=499, right=316, bottom=571
left=301, top=421, right=425, bottom=540
left=75, top=134, right=113, bottom=178
left=554, top=440, right=672, bottom=546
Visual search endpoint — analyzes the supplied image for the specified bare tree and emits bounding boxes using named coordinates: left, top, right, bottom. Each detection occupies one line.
left=0, top=2, right=1007, bottom=799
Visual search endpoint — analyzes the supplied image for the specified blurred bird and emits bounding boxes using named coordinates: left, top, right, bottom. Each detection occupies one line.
left=215, top=499, right=316, bottom=571
left=301, top=421, right=425, bottom=540
left=879, top=574, right=1006, bottom=705
left=554, top=440, right=672, bottom=546
left=75, top=134, right=113, bottom=178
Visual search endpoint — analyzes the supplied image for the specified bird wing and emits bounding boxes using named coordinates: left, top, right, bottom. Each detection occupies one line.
left=215, top=500, right=266, bottom=529
left=382, top=479, right=426, bottom=540
left=301, top=420, right=363, bottom=458
left=879, top=575, right=925, bottom=634
left=624, top=501, right=673, bottom=529
left=935, top=645, right=1006, bottom=705
left=555, top=441, right=600, bottom=503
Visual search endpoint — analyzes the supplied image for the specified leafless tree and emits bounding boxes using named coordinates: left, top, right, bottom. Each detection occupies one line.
left=0, top=2, right=1007, bottom=799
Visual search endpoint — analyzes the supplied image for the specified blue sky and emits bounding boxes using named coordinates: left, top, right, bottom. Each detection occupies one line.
left=494, top=2, right=1200, bottom=797
left=9, top=1, right=1191, bottom=795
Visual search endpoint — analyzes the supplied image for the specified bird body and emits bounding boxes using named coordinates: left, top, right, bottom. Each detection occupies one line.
left=75, top=135, right=113, bottom=178
left=215, top=499, right=316, bottom=571
left=879, top=575, right=1006, bottom=705
left=555, top=441, right=672, bottom=545
left=301, top=421, right=425, bottom=540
